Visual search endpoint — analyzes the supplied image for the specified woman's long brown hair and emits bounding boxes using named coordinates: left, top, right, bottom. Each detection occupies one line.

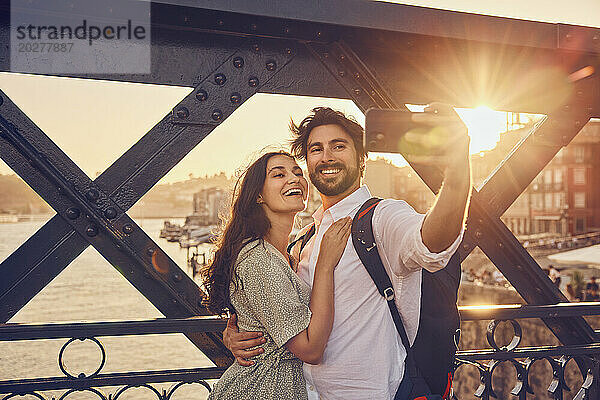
left=201, top=151, right=293, bottom=315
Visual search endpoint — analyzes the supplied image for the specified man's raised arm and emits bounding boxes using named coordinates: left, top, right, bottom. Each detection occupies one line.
left=410, top=103, right=472, bottom=253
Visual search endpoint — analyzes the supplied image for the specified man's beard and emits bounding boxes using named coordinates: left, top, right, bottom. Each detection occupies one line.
left=309, top=161, right=360, bottom=197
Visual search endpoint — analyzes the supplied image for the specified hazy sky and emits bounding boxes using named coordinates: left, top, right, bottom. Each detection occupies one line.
left=0, top=1, right=597, bottom=184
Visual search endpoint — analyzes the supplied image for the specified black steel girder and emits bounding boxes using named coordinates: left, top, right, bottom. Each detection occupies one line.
left=0, top=35, right=296, bottom=366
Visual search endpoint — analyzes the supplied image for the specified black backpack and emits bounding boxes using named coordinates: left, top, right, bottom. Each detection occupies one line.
left=289, top=198, right=461, bottom=399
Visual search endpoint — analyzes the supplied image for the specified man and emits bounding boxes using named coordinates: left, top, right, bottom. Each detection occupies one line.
left=586, top=276, right=599, bottom=301
left=222, top=104, right=471, bottom=399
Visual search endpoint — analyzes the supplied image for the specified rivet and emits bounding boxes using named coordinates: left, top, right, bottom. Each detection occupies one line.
left=323, top=52, right=329, bottom=58
left=214, top=73, right=227, bottom=86
left=248, top=76, right=259, bottom=87
left=353, top=88, right=362, bottom=96
left=176, top=107, right=189, bottom=119
left=212, top=109, right=223, bottom=121
left=195, top=89, right=208, bottom=101
left=230, top=93, right=242, bottom=104
left=233, top=57, right=244, bottom=68
left=283, top=27, right=290, bottom=34
left=498, top=242, right=503, bottom=248
left=564, top=104, right=570, bottom=112
left=147, top=248, right=155, bottom=256
left=85, top=188, right=99, bottom=201
left=475, top=230, right=483, bottom=239
left=252, top=43, right=260, bottom=52
left=266, top=60, right=277, bottom=71
left=183, top=16, right=190, bottom=23
left=285, top=47, right=292, bottom=55
left=316, top=31, right=322, bottom=38
left=593, top=35, right=599, bottom=42
left=338, top=70, right=346, bottom=77
left=172, top=273, right=182, bottom=282
left=250, top=23, right=257, bottom=31
left=575, top=120, right=581, bottom=127
left=122, top=224, right=133, bottom=234
left=104, top=207, right=117, bottom=219
left=217, top=19, right=224, bottom=26
left=339, top=54, right=345, bottom=61
left=354, top=72, right=361, bottom=79
left=66, top=207, right=80, bottom=220
left=86, top=225, right=98, bottom=237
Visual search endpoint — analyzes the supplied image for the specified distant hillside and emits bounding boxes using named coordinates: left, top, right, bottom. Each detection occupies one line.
left=0, top=173, right=234, bottom=218
left=128, top=173, right=235, bottom=218
left=0, top=174, right=52, bottom=214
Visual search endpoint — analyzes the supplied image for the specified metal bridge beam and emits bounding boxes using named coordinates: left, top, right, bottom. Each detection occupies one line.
left=0, top=35, right=296, bottom=366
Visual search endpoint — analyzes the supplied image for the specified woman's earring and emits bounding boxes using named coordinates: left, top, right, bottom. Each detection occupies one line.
left=257, top=196, right=264, bottom=204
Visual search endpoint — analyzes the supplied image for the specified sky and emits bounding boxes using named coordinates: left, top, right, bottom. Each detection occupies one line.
left=0, top=1, right=597, bottom=183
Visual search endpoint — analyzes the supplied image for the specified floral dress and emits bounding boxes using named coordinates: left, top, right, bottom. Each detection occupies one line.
left=208, top=240, right=312, bottom=400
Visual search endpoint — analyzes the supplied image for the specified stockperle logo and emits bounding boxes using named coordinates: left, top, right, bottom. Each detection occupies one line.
left=11, top=0, right=150, bottom=74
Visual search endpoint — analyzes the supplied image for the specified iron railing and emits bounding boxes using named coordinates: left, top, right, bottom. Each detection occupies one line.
left=0, top=317, right=227, bottom=400
left=2, top=303, right=600, bottom=399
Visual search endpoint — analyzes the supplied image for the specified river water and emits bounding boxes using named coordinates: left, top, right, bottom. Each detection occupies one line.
left=0, top=218, right=216, bottom=399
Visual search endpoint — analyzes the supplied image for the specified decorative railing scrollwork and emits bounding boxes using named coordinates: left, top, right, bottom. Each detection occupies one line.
left=0, top=317, right=227, bottom=400
left=456, top=303, right=600, bottom=399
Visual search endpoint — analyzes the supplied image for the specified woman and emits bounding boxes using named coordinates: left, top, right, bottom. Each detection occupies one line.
left=202, top=151, right=350, bottom=399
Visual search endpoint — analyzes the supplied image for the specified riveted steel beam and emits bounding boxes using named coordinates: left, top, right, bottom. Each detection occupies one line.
left=0, top=37, right=296, bottom=366
left=0, top=93, right=230, bottom=364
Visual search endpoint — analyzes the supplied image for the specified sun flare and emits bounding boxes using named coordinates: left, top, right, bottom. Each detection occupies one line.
left=371, top=104, right=538, bottom=167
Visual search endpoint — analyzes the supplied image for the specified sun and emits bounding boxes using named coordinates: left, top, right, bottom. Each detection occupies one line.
left=455, top=105, right=507, bottom=154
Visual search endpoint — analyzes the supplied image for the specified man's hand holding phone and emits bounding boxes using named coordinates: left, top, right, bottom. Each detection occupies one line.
left=365, top=102, right=469, bottom=170
left=405, top=103, right=469, bottom=169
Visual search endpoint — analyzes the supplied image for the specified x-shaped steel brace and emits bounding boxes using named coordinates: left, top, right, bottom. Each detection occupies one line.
left=0, top=37, right=296, bottom=366
left=307, top=40, right=597, bottom=356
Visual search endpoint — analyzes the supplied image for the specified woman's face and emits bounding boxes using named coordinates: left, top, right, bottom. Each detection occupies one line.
left=260, top=155, right=308, bottom=215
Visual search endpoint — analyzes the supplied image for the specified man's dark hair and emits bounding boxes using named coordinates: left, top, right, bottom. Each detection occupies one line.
left=289, top=107, right=367, bottom=164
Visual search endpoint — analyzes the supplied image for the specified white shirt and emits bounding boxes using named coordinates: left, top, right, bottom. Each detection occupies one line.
left=298, top=186, right=463, bottom=400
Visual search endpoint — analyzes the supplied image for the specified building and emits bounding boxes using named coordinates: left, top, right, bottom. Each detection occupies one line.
left=364, top=158, right=435, bottom=213
left=528, top=120, right=600, bottom=235
left=192, top=187, right=226, bottom=226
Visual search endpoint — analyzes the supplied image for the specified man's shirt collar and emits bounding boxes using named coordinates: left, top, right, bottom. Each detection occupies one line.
left=312, top=185, right=372, bottom=225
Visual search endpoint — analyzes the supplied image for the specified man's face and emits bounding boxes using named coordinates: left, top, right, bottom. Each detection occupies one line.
left=306, top=124, right=361, bottom=197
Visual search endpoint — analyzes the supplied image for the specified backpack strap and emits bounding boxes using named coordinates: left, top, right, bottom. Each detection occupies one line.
left=287, top=223, right=316, bottom=255
left=351, top=198, right=412, bottom=352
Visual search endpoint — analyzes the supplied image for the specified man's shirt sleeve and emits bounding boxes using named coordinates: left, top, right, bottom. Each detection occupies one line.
left=373, top=199, right=464, bottom=275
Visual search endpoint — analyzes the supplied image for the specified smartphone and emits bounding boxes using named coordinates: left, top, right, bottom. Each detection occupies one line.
left=364, top=108, right=416, bottom=154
